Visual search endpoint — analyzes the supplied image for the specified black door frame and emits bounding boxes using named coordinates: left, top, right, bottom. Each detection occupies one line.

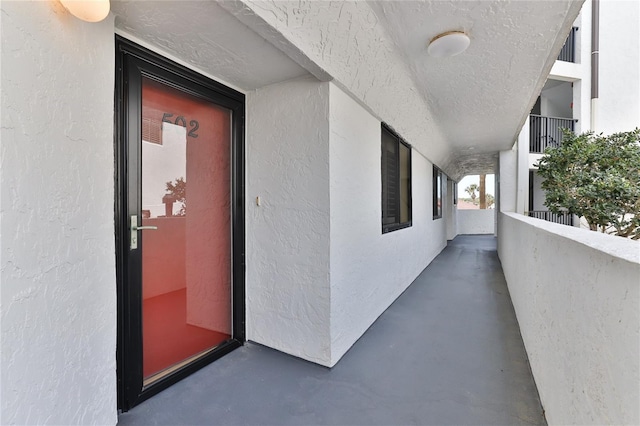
left=114, top=36, right=245, bottom=411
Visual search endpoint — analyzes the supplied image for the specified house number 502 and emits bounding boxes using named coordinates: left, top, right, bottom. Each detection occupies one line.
left=162, top=113, right=199, bottom=138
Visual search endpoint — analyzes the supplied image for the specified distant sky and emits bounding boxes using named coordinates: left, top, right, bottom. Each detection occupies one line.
left=458, top=174, right=495, bottom=197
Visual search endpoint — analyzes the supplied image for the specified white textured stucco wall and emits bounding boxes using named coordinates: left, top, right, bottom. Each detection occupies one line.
left=246, top=76, right=332, bottom=366
left=498, top=212, right=640, bottom=425
left=1, top=2, right=117, bottom=425
left=247, top=80, right=449, bottom=367
left=457, top=210, right=495, bottom=235
left=548, top=0, right=638, bottom=136
left=575, top=2, right=592, bottom=135
left=549, top=3, right=591, bottom=135
left=230, top=0, right=449, bottom=170
left=328, top=84, right=447, bottom=364
left=516, top=118, right=529, bottom=215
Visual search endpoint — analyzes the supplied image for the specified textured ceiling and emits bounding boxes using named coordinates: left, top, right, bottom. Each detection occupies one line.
left=111, top=1, right=308, bottom=90
left=369, top=0, right=582, bottom=179
left=111, top=0, right=583, bottom=181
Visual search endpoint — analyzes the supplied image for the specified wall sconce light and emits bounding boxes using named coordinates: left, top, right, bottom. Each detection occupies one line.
left=60, top=0, right=111, bottom=23
left=428, top=31, right=471, bottom=57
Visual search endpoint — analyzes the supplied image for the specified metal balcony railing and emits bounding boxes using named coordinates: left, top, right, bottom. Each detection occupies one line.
left=558, top=27, right=578, bottom=63
left=529, top=114, right=577, bottom=153
left=527, top=210, right=574, bottom=226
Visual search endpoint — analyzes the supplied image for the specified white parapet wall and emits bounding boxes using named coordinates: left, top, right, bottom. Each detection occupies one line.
left=457, top=209, right=496, bottom=235
left=498, top=212, right=640, bottom=425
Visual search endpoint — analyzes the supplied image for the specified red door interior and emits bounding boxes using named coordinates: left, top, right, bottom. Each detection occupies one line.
left=140, top=77, right=232, bottom=383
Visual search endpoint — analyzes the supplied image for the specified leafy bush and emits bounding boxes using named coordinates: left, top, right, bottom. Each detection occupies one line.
left=536, top=128, right=640, bottom=239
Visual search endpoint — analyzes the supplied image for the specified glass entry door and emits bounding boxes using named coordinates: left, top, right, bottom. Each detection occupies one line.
left=116, top=37, right=245, bottom=411
left=140, top=77, right=232, bottom=384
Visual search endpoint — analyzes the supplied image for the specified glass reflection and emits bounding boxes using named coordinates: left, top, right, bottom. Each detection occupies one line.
left=140, top=77, right=232, bottom=383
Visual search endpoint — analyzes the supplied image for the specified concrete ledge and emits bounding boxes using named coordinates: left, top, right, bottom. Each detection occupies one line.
left=498, top=212, right=639, bottom=425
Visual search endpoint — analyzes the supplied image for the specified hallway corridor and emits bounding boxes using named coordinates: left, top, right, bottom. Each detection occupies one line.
left=118, top=235, right=545, bottom=425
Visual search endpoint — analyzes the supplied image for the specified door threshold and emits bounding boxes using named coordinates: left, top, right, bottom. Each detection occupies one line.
left=143, top=346, right=219, bottom=387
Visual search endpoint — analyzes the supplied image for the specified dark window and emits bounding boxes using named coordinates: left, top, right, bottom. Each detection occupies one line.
left=433, top=166, right=443, bottom=219
left=381, top=124, right=412, bottom=233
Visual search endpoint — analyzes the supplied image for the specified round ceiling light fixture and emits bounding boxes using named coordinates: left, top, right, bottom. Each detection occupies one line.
left=60, top=0, right=111, bottom=22
left=428, top=31, right=471, bottom=57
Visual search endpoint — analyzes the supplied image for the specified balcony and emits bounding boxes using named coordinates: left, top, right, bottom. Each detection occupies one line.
left=529, top=114, right=577, bottom=153
left=526, top=210, right=574, bottom=226
left=557, top=26, right=578, bottom=63
left=118, top=236, right=547, bottom=425
left=498, top=213, right=639, bottom=425
left=115, top=227, right=640, bottom=425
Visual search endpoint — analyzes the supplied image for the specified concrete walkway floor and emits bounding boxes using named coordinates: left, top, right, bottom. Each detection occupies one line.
left=118, top=235, right=545, bottom=426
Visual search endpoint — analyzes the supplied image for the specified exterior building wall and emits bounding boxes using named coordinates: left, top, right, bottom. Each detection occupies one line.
left=549, top=15, right=587, bottom=114
left=498, top=149, right=518, bottom=214
left=516, top=118, right=529, bottom=214
left=457, top=210, right=495, bottom=235
left=246, top=76, right=332, bottom=366
left=1, top=4, right=456, bottom=420
left=574, top=2, right=592, bottom=134
left=498, top=212, right=640, bottom=425
left=549, top=2, right=591, bottom=134
left=519, top=0, right=640, bottom=217
left=572, top=79, right=587, bottom=133
left=226, top=0, right=450, bottom=173
left=504, top=5, right=640, bottom=422
left=246, top=80, right=453, bottom=367
left=596, top=0, right=640, bottom=135
left=0, top=2, right=118, bottom=425
left=328, top=84, right=447, bottom=364
left=0, top=0, right=605, bottom=424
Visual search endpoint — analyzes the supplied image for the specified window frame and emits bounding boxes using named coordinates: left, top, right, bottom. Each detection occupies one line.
left=433, top=165, right=443, bottom=220
left=381, top=123, right=412, bottom=234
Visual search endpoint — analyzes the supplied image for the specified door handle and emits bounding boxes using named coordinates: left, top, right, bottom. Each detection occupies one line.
left=130, top=215, right=158, bottom=250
